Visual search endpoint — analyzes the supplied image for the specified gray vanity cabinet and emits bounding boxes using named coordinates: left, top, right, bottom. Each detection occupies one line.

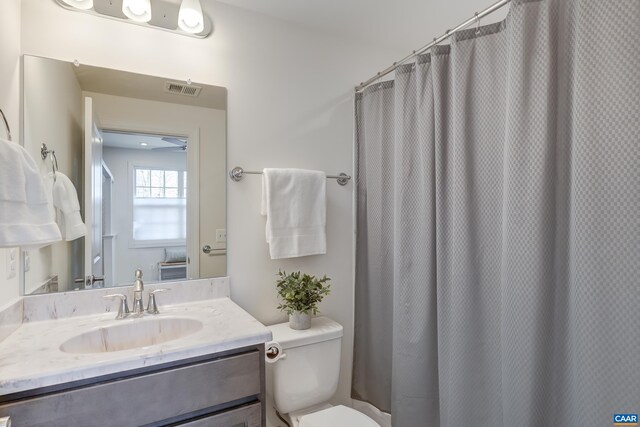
left=0, top=345, right=266, bottom=427
left=174, top=402, right=261, bottom=426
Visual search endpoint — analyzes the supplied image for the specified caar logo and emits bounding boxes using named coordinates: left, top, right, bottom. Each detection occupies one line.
left=614, top=414, right=638, bottom=426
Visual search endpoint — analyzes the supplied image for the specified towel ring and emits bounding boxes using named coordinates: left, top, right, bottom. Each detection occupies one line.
left=0, top=108, right=11, bottom=142
left=41, top=143, right=59, bottom=182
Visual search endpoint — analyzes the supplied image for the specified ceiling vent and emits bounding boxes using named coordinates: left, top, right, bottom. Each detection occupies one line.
left=164, top=81, right=202, bottom=97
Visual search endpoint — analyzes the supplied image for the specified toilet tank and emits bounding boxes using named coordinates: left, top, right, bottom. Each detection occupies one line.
left=267, top=317, right=343, bottom=415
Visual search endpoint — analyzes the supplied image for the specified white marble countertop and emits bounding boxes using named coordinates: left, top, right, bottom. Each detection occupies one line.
left=0, top=297, right=272, bottom=395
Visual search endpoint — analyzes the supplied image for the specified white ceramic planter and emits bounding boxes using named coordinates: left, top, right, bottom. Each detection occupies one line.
left=289, top=311, right=311, bottom=330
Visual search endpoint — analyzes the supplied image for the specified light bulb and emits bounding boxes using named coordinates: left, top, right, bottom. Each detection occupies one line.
left=61, top=0, right=93, bottom=10
left=122, top=0, right=152, bottom=23
left=178, top=0, right=204, bottom=34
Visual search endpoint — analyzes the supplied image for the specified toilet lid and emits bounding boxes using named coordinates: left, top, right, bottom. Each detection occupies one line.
left=299, top=405, right=380, bottom=427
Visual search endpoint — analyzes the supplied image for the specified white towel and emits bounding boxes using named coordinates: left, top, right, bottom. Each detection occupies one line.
left=261, top=168, right=326, bottom=259
left=52, top=172, right=87, bottom=241
left=0, top=137, right=61, bottom=247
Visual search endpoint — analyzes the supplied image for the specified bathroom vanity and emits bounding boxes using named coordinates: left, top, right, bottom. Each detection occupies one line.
left=0, top=347, right=263, bottom=426
left=0, top=278, right=271, bottom=426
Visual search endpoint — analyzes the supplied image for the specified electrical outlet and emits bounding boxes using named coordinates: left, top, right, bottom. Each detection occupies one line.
left=215, top=228, right=227, bottom=243
left=6, top=248, right=17, bottom=280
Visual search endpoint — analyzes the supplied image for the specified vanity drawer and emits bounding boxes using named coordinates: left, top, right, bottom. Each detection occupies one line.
left=0, top=350, right=261, bottom=427
left=175, top=402, right=261, bottom=427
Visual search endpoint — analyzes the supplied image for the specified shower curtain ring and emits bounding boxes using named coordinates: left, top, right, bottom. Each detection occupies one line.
left=475, top=12, right=481, bottom=36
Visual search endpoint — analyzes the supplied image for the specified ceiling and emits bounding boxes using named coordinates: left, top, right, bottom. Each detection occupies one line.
left=102, top=130, right=187, bottom=151
left=215, top=0, right=509, bottom=52
left=74, top=64, right=227, bottom=110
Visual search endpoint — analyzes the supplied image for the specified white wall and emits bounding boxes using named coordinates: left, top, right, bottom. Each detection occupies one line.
left=103, top=146, right=187, bottom=285
left=20, top=0, right=400, bottom=412
left=0, top=0, right=22, bottom=305
left=22, top=55, right=83, bottom=294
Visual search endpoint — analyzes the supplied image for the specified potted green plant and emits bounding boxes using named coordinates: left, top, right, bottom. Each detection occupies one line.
left=276, top=270, right=331, bottom=330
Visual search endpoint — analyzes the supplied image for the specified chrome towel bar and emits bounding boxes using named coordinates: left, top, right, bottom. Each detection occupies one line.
left=229, top=166, right=351, bottom=186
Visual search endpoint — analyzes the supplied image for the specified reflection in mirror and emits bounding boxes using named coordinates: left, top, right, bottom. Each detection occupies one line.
left=103, top=131, right=188, bottom=286
left=21, top=55, right=227, bottom=295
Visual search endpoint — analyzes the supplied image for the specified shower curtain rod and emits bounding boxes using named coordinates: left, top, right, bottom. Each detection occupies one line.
left=355, top=0, right=511, bottom=93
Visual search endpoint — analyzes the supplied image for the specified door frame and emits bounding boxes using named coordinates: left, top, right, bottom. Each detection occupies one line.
left=97, top=122, right=200, bottom=280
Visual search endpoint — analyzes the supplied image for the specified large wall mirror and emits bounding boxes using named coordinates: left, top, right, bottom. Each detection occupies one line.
left=21, top=55, right=227, bottom=295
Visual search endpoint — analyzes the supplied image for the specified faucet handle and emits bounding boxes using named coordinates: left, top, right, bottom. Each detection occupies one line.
left=135, top=269, right=143, bottom=279
left=104, top=293, right=128, bottom=300
left=103, top=294, right=130, bottom=319
left=146, top=288, right=169, bottom=314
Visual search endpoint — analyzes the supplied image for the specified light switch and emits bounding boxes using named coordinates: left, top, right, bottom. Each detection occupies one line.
left=6, top=248, right=17, bottom=280
left=23, top=250, right=30, bottom=272
left=215, top=229, right=227, bottom=243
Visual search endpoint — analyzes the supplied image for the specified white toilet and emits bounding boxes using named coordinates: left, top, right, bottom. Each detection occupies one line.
left=267, top=317, right=380, bottom=427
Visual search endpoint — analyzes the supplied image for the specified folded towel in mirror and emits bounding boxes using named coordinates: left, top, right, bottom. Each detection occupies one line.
left=165, top=247, right=187, bottom=263
left=52, top=172, right=87, bottom=241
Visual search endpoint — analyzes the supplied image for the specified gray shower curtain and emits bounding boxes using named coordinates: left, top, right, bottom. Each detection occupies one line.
left=353, top=1, right=640, bottom=426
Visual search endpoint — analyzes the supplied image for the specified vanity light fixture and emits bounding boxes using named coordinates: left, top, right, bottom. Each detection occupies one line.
left=178, top=0, right=204, bottom=34
left=54, top=0, right=213, bottom=39
left=122, top=0, right=152, bottom=23
left=140, top=142, right=148, bottom=146
left=61, top=0, right=94, bottom=9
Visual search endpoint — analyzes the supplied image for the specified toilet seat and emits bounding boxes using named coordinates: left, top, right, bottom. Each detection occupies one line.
left=299, top=405, right=380, bottom=427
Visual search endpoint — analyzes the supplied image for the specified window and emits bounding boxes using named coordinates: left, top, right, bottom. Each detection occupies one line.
left=133, top=167, right=186, bottom=246
left=135, top=169, right=185, bottom=198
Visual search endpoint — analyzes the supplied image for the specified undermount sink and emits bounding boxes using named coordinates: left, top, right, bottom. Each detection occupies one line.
left=60, top=317, right=204, bottom=354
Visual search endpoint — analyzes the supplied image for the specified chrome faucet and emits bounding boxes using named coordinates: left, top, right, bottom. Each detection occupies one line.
left=132, top=269, right=145, bottom=316
left=104, top=269, right=169, bottom=319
